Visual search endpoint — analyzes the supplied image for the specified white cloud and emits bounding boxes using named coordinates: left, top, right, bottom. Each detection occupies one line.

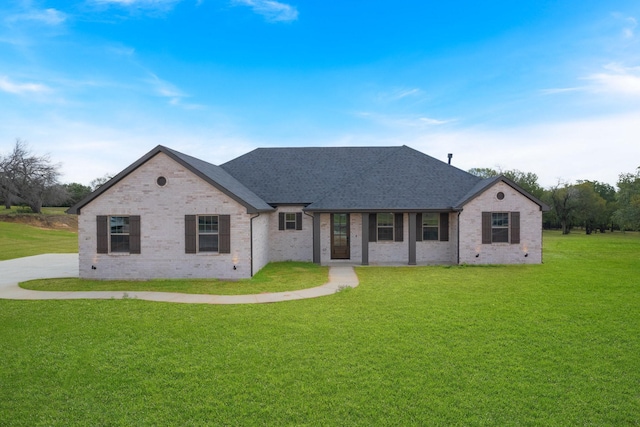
left=89, top=0, right=183, bottom=13
left=5, top=7, right=67, bottom=26
left=539, top=87, right=584, bottom=95
left=585, top=63, right=640, bottom=96
left=145, top=73, right=204, bottom=109
left=91, top=0, right=179, bottom=5
left=356, top=111, right=453, bottom=128
left=147, top=73, right=185, bottom=98
left=541, top=63, right=640, bottom=97
left=374, top=87, right=423, bottom=103
left=407, top=111, right=640, bottom=188
left=612, top=13, right=637, bottom=39
left=232, top=0, right=298, bottom=23
left=390, top=88, right=421, bottom=100
left=0, top=76, right=51, bottom=94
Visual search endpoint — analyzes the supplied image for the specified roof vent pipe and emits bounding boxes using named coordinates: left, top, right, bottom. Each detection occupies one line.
left=447, top=153, right=453, bottom=165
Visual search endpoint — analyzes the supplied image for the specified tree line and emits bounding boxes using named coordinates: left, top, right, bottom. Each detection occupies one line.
left=0, top=140, right=105, bottom=213
left=469, top=167, right=640, bottom=234
left=2, top=139, right=640, bottom=233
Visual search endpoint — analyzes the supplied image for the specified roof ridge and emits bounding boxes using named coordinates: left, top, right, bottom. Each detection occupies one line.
left=310, top=146, right=405, bottom=208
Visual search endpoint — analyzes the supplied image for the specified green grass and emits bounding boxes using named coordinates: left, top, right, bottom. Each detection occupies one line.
left=21, top=262, right=329, bottom=295
left=0, top=221, right=78, bottom=261
left=1, top=231, right=639, bottom=425
left=0, top=206, right=70, bottom=215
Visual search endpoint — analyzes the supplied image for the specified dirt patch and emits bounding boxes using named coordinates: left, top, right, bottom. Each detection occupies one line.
left=0, top=213, right=78, bottom=232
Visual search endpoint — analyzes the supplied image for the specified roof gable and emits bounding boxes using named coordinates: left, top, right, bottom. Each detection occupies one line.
left=454, top=175, right=549, bottom=211
left=67, top=146, right=273, bottom=214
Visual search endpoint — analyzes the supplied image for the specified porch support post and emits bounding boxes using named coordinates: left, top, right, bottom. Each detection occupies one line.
left=361, top=213, right=369, bottom=266
left=408, top=212, right=417, bottom=265
left=313, top=213, right=321, bottom=264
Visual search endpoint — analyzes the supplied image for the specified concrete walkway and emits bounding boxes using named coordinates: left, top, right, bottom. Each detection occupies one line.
left=0, top=254, right=359, bottom=304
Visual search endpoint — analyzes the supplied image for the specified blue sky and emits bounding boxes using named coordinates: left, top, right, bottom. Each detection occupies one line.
left=1, top=0, right=639, bottom=188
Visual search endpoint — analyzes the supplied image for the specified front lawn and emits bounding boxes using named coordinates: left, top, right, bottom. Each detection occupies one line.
left=21, top=262, right=329, bottom=295
left=1, top=231, right=639, bottom=425
left=0, top=221, right=77, bottom=261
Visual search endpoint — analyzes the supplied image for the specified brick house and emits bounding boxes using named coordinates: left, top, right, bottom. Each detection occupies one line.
left=68, top=145, right=548, bottom=279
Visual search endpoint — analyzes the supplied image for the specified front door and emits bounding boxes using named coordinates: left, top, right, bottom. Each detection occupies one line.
left=331, top=213, right=350, bottom=259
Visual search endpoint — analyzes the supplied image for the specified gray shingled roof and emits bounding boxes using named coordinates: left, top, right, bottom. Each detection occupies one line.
left=69, top=145, right=546, bottom=216
left=162, top=147, right=274, bottom=212
left=221, top=145, right=483, bottom=211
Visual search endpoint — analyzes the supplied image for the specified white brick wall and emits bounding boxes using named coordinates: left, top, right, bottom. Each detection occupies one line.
left=79, top=152, right=254, bottom=280
left=415, top=212, right=458, bottom=265
left=369, top=213, right=408, bottom=265
left=268, top=207, right=314, bottom=262
left=458, top=181, right=543, bottom=264
left=250, top=213, right=270, bottom=275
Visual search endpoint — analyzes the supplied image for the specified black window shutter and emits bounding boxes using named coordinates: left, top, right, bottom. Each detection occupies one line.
left=129, top=215, right=141, bottom=254
left=482, top=212, right=492, bottom=244
left=278, top=212, right=285, bottom=230
left=416, top=213, right=423, bottom=242
left=369, top=213, right=377, bottom=242
left=219, top=215, right=231, bottom=254
left=511, top=212, right=520, bottom=244
left=394, top=213, right=403, bottom=242
left=296, top=212, right=303, bottom=230
left=439, top=213, right=449, bottom=242
left=185, top=215, right=196, bottom=254
left=97, top=215, right=108, bottom=254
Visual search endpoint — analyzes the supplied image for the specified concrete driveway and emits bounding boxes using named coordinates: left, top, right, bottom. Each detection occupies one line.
left=0, top=254, right=358, bottom=304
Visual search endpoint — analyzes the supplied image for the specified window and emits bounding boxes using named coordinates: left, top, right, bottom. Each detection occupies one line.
left=482, top=212, right=519, bottom=244
left=369, top=213, right=403, bottom=242
left=97, top=215, right=140, bottom=254
left=422, top=213, right=439, bottom=241
left=491, top=212, right=509, bottom=243
left=185, top=215, right=230, bottom=254
left=285, top=213, right=296, bottom=230
left=110, top=216, right=130, bottom=252
left=198, top=215, right=219, bottom=252
left=377, top=213, right=394, bottom=241
left=278, top=212, right=302, bottom=230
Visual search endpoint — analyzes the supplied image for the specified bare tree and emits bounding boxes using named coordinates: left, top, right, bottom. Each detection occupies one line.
left=90, top=173, right=113, bottom=191
left=0, top=139, right=62, bottom=213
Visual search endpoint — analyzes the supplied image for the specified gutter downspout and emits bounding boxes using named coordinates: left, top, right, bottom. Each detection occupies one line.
left=250, top=213, right=260, bottom=277
left=457, top=211, right=461, bottom=265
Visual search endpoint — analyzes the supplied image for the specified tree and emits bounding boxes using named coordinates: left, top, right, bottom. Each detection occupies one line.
left=90, top=174, right=113, bottom=191
left=613, top=168, right=640, bottom=231
left=468, top=167, right=544, bottom=199
left=578, top=180, right=617, bottom=232
left=0, top=139, right=63, bottom=213
left=63, top=182, right=92, bottom=206
left=468, top=167, right=499, bottom=179
left=547, top=182, right=579, bottom=234
left=573, top=182, right=607, bottom=234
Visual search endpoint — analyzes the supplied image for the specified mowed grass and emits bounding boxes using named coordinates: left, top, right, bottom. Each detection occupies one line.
left=1, top=231, right=639, bottom=425
left=0, top=221, right=77, bottom=260
left=22, top=262, right=329, bottom=295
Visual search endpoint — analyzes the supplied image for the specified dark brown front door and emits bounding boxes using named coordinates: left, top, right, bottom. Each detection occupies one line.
left=331, top=213, right=350, bottom=259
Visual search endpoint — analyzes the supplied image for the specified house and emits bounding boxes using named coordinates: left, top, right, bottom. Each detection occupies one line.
left=68, top=145, right=549, bottom=280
